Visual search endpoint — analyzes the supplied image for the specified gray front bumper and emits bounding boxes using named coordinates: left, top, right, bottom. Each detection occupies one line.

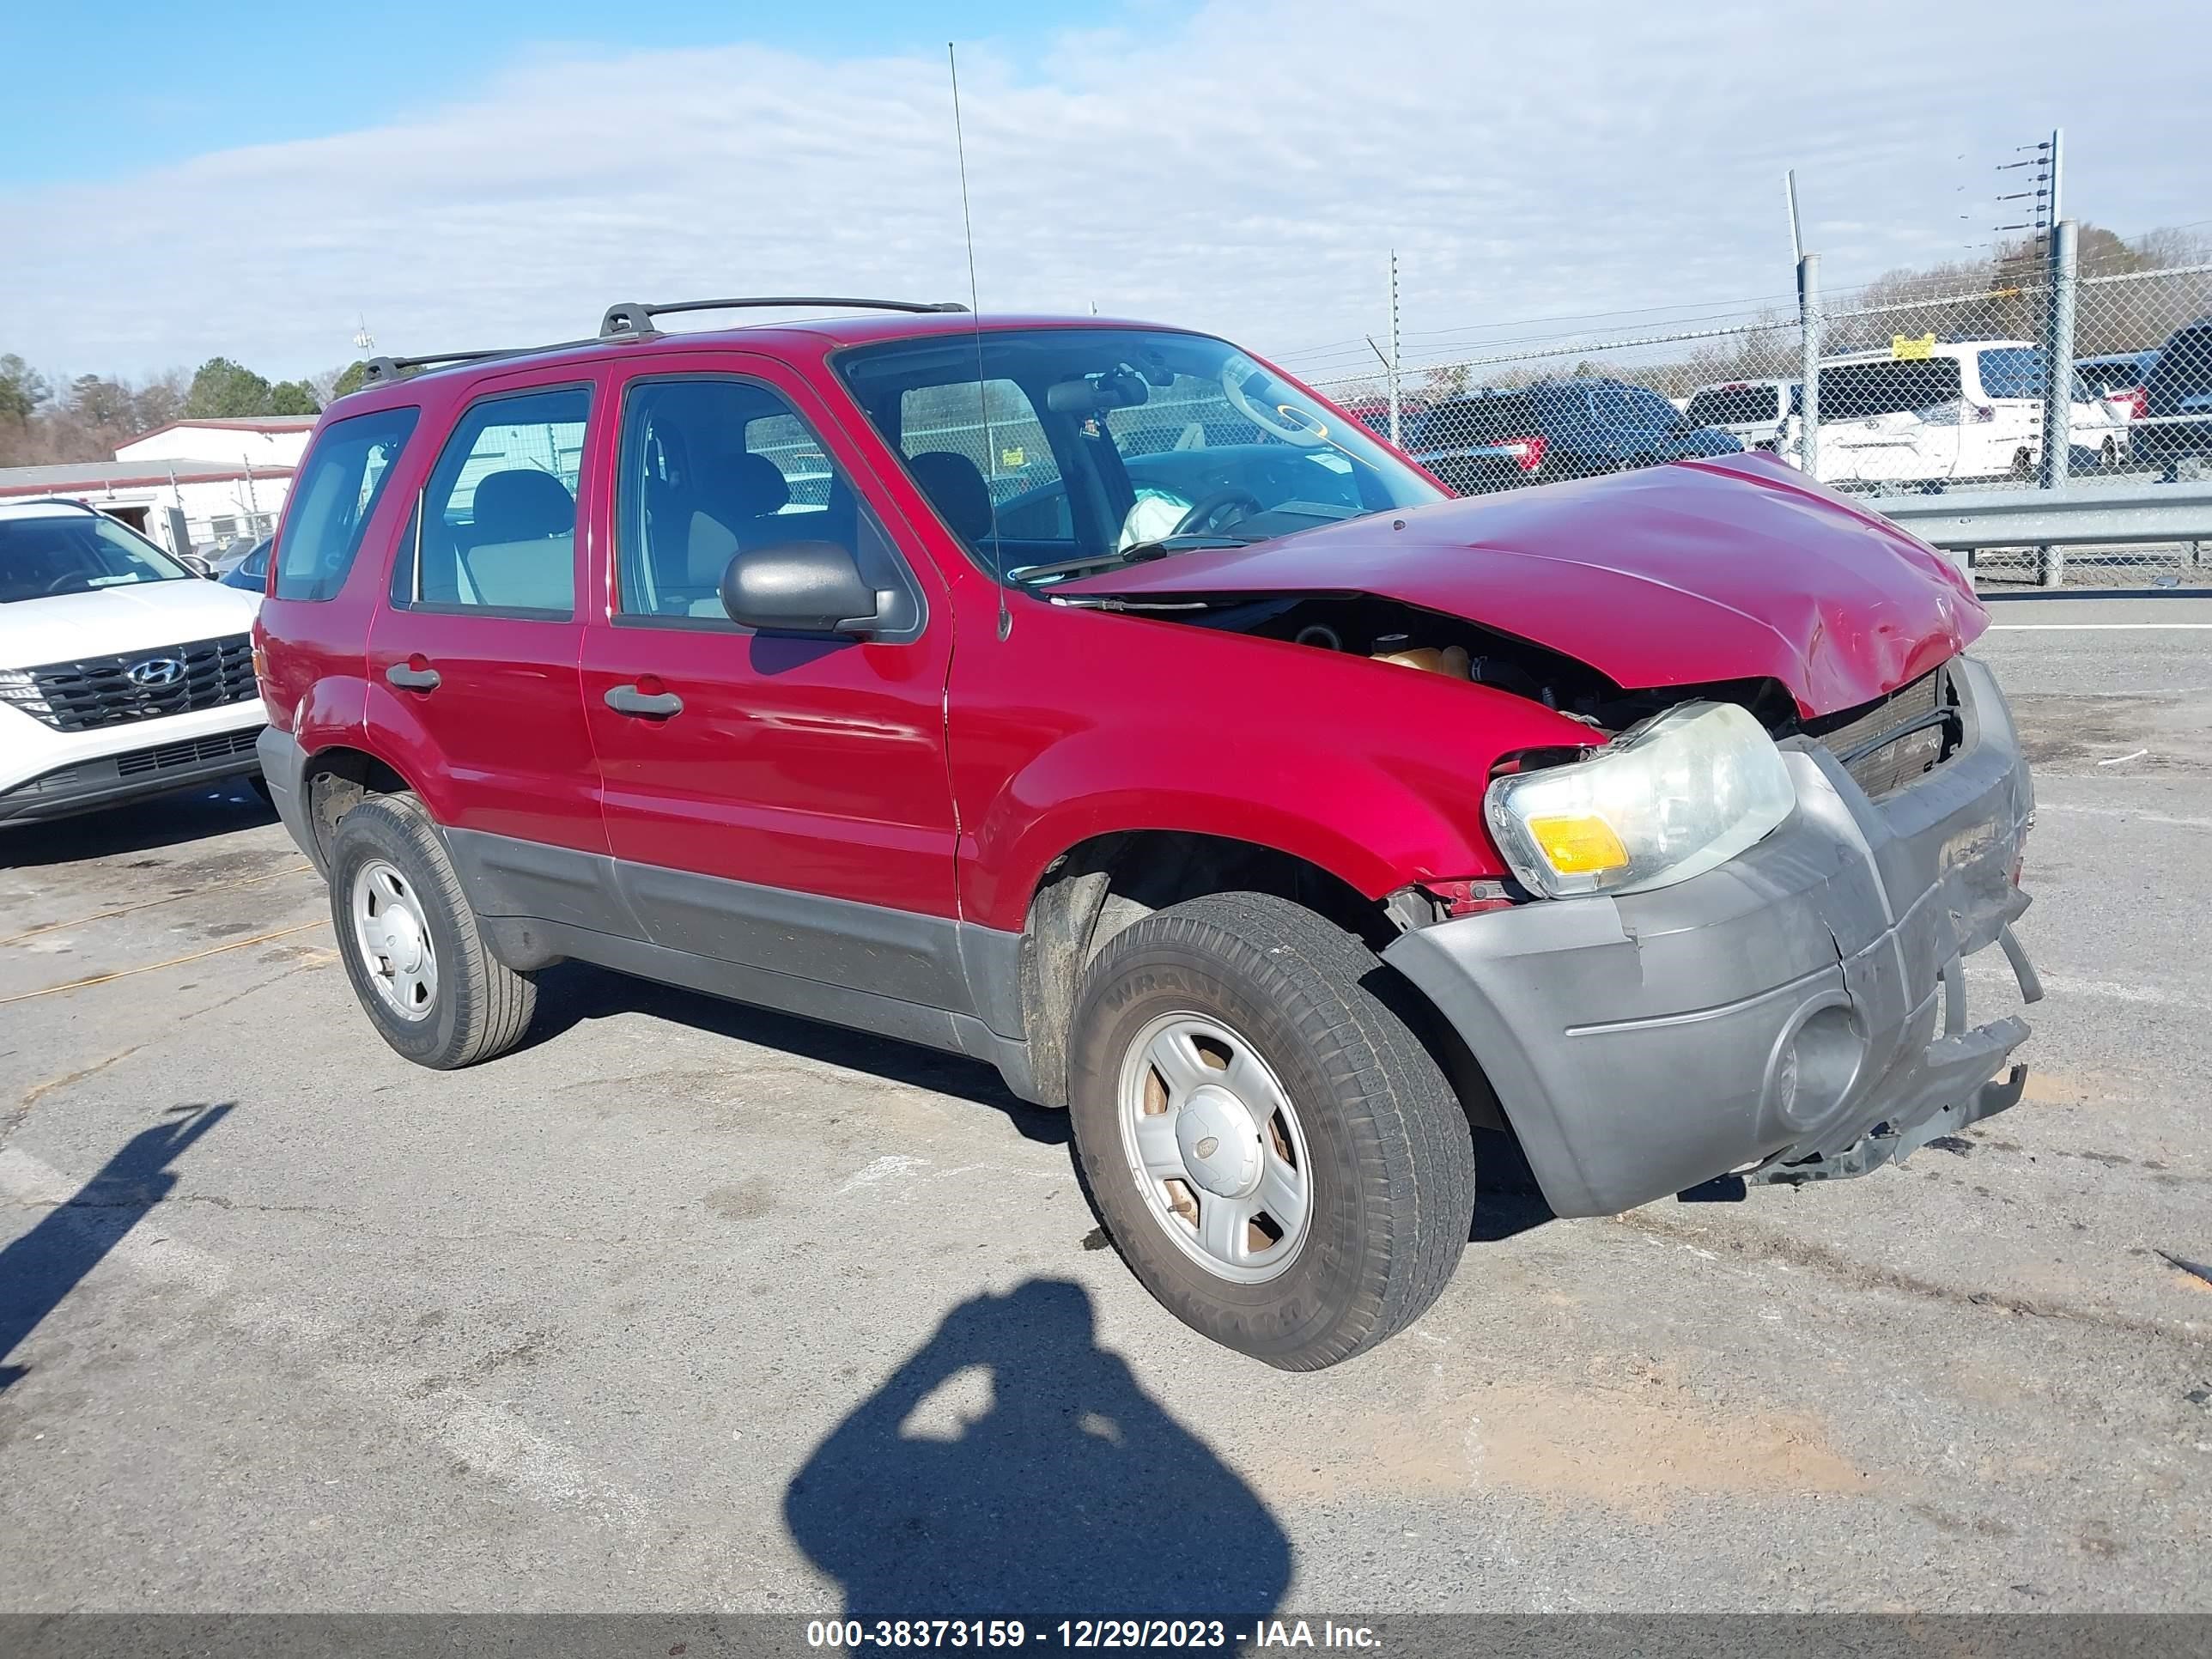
left=1385, top=656, right=2038, bottom=1218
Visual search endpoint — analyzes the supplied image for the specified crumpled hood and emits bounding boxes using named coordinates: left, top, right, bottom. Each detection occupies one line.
left=0, top=578, right=260, bottom=670
left=1058, top=452, right=1982, bottom=717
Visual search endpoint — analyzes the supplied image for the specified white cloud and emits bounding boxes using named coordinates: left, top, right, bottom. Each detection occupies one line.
left=7, top=0, right=2206, bottom=381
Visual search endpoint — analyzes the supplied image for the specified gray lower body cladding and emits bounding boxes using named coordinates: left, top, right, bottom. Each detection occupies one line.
left=1384, top=654, right=2038, bottom=1218
left=257, top=726, right=1039, bottom=1097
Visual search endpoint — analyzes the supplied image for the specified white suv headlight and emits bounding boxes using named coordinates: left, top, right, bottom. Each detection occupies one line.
left=1485, top=701, right=1796, bottom=898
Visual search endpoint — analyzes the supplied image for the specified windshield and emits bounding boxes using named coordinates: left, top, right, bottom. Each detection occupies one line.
left=1, top=509, right=195, bottom=604
left=838, top=327, right=1445, bottom=585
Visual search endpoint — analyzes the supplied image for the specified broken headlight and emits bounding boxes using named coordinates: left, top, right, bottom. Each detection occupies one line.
left=1485, top=702, right=1796, bottom=898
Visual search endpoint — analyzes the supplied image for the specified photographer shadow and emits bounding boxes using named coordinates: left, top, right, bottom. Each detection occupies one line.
left=785, top=1278, right=1291, bottom=1624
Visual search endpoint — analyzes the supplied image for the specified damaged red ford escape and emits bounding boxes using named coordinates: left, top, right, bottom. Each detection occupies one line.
left=252, top=301, right=2039, bottom=1370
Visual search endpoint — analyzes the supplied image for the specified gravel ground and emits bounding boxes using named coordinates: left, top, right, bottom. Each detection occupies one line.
left=1, top=599, right=2207, bottom=1618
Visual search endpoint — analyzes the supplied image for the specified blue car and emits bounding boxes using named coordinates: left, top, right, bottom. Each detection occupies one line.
left=1408, top=378, right=1742, bottom=496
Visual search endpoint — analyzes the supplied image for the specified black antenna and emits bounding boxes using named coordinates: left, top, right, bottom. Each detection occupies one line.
left=948, top=41, right=1010, bottom=642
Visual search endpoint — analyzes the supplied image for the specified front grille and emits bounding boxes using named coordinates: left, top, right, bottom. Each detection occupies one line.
left=113, top=726, right=263, bottom=777
left=24, top=635, right=256, bottom=732
left=1808, top=666, right=1960, bottom=799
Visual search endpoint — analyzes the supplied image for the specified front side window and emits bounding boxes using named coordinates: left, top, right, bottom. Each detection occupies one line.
left=396, top=386, right=587, bottom=617
left=616, top=377, right=909, bottom=626
left=1, top=508, right=194, bottom=605
left=274, top=404, right=419, bottom=601
left=838, top=328, right=1443, bottom=586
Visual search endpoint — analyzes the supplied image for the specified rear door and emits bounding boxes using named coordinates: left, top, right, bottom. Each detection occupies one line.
left=1969, top=347, right=2045, bottom=474
left=366, top=372, right=610, bottom=862
left=578, top=354, right=964, bottom=1008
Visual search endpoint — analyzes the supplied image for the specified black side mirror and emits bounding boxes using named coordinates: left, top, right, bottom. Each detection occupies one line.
left=721, top=540, right=887, bottom=635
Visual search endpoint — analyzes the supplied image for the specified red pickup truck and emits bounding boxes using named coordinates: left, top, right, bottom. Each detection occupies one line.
left=253, top=298, right=2040, bottom=1370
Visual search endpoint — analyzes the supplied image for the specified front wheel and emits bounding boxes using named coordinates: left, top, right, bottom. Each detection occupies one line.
left=1067, top=891, right=1475, bottom=1370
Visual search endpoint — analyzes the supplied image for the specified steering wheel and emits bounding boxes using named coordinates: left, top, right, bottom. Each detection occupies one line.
left=1173, top=488, right=1264, bottom=537
left=43, top=573, right=86, bottom=597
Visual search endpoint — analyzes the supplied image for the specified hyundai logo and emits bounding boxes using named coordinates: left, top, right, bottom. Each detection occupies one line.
left=126, top=657, right=185, bottom=688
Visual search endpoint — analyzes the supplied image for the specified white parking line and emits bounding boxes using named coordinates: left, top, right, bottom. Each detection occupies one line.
left=1986, top=623, right=2212, bottom=630
left=1965, top=965, right=2185, bottom=1006
left=2039, top=802, right=2212, bottom=830
left=0, top=1145, right=656, bottom=1536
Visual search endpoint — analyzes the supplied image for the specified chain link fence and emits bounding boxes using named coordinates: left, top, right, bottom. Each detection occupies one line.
left=1300, top=237, right=2212, bottom=589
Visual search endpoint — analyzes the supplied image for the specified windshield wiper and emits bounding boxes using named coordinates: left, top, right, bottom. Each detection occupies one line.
left=1009, top=533, right=1260, bottom=584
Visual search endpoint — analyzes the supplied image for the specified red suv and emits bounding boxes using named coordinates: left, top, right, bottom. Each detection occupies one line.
left=253, top=298, right=2040, bottom=1370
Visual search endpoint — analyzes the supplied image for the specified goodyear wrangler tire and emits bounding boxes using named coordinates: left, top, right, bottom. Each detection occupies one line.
left=1067, top=890, right=1476, bottom=1370
left=327, top=793, right=537, bottom=1070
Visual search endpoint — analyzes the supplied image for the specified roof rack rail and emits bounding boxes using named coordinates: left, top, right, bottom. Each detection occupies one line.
left=597, top=296, right=969, bottom=339
left=360, top=349, right=526, bottom=386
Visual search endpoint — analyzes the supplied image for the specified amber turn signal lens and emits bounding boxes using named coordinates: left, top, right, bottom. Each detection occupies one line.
left=1522, top=814, right=1629, bottom=874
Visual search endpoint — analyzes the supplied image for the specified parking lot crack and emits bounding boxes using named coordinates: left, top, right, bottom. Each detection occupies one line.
left=1608, top=1210, right=2210, bottom=1352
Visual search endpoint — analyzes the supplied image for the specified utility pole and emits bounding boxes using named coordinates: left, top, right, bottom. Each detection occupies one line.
left=1796, top=251, right=1821, bottom=483
left=1387, top=250, right=1403, bottom=448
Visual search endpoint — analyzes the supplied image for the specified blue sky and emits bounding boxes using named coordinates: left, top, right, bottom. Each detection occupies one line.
left=4, top=1, right=2206, bottom=383
left=0, top=1, right=1157, bottom=185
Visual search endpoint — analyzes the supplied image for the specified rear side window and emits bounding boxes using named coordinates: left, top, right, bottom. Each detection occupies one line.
left=1686, top=386, right=1779, bottom=428
left=1820, top=359, right=1965, bottom=419
left=2148, top=330, right=2212, bottom=399
left=1591, top=384, right=1680, bottom=428
left=392, top=386, right=588, bottom=618
left=1977, top=347, right=2049, bottom=400
left=274, top=406, right=418, bottom=601
left=1413, top=393, right=1537, bottom=449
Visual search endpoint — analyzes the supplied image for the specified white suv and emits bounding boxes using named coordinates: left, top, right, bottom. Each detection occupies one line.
left=1779, top=339, right=2130, bottom=486
left=1, top=499, right=266, bottom=824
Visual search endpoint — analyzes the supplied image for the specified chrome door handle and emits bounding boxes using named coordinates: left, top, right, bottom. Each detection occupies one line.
left=605, top=684, right=684, bottom=719
left=386, top=663, right=441, bottom=691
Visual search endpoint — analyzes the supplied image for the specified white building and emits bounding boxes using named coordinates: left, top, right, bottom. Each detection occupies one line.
left=0, top=415, right=315, bottom=556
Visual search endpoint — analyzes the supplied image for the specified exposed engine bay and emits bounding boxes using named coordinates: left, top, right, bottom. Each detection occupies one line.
left=1069, top=590, right=1806, bottom=739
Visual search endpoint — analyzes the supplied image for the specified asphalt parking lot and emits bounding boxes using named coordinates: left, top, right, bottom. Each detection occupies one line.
left=2, top=594, right=2208, bottom=1617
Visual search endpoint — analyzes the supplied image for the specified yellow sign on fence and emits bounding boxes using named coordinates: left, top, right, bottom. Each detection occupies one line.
left=1891, top=334, right=1936, bottom=361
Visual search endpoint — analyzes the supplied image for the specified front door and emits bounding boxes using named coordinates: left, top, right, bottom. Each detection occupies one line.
left=578, top=359, right=964, bottom=1010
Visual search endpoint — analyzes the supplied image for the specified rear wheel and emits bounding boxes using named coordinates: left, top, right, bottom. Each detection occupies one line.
left=327, top=793, right=536, bottom=1069
left=1067, top=891, right=1475, bottom=1370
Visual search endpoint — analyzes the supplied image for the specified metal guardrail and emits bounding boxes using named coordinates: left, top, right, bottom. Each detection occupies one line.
left=1874, top=482, right=2212, bottom=549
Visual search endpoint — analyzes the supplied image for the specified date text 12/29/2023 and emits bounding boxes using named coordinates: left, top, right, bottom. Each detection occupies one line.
left=804, top=1620, right=1382, bottom=1650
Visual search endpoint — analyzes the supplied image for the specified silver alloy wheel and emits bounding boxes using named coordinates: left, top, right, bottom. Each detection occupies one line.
left=1115, top=1012, right=1312, bottom=1284
left=350, top=858, right=438, bottom=1022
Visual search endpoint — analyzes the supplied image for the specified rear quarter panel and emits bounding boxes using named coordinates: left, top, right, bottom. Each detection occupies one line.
left=252, top=384, right=451, bottom=789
